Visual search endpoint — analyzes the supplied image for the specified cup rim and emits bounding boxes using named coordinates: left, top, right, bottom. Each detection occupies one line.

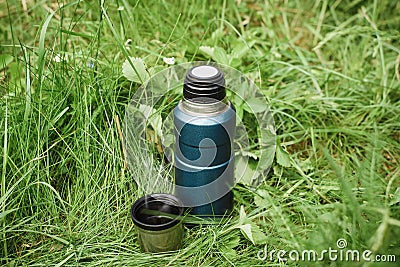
left=130, top=193, right=184, bottom=231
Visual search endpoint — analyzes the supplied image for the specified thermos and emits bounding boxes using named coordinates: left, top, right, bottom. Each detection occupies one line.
left=174, top=65, right=235, bottom=216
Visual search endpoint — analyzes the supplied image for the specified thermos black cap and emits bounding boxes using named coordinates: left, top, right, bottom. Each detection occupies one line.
left=183, top=65, right=225, bottom=103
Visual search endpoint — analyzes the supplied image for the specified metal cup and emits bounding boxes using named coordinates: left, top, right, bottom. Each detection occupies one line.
left=130, top=194, right=184, bottom=252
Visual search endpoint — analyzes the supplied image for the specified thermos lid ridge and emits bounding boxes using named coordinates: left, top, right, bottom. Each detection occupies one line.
left=183, top=65, right=226, bottom=103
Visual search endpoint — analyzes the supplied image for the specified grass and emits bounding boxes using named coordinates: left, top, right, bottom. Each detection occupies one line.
left=1, top=0, right=400, bottom=266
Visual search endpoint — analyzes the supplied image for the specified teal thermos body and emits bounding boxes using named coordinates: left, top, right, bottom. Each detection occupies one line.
left=174, top=65, right=235, bottom=216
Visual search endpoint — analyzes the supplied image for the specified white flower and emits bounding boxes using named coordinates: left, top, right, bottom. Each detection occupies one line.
left=163, top=57, right=175, bottom=65
left=53, top=54, right=61, bottom=62
left=124, top=39, right=132, bottom=50
left=118, top=6, right=124, bottom=11
left=53, top=53, right=68, bottom=63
